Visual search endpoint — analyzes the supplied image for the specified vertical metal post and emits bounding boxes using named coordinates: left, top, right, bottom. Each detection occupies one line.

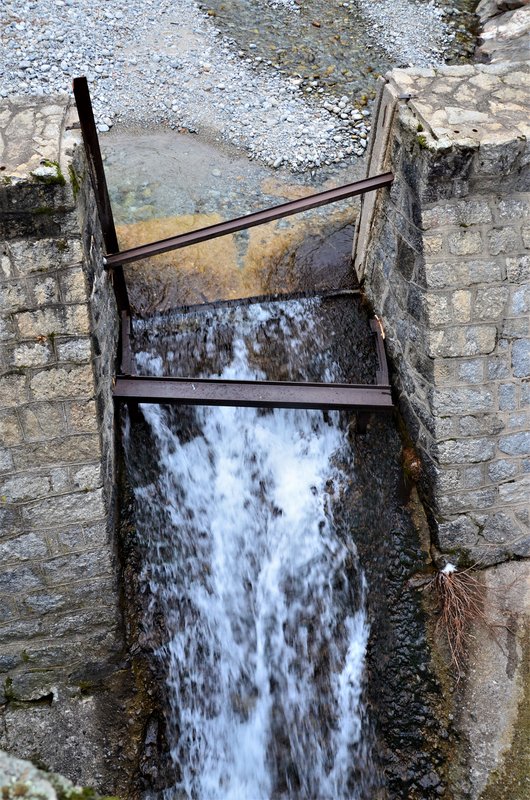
left=72, top=76, right=130, bottom=316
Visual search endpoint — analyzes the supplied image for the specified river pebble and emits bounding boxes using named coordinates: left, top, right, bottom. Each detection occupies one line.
left=0, top=0, right=457, bottom=172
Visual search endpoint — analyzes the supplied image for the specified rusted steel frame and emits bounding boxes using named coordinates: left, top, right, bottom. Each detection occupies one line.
left=113, top=376, right=393, bottom=411
left=104, top=172, right=394, bottom=268
left=72, top=76, right=130, bottom=316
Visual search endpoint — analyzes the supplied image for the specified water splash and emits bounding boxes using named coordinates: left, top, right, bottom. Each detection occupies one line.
left=125, top=301, right=373, bottom=798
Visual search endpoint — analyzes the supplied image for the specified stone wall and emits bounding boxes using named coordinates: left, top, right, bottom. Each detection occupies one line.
left=354, top=62, right=529, bottom=567
left=353, top=62, right=530, bottom=799
left=0, top=97, right=129, bottom=791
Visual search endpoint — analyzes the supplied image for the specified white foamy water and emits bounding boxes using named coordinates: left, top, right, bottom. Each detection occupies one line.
left=126, top=303, right=372, bottom=799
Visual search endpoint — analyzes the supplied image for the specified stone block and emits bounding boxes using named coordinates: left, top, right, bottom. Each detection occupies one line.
left=424, top=234, right=444, bottom=255
left=12, top=342, right=53, bottom=368
left=66, top=400, right=99, bottom=433
left=23, top=575, right=116, bottom=616
left=0, top=411, right=23, bottom=446
left=488, top=459, right=518, bottom=482
left=459, top=414, right=504, bottom=437
left=448, top=230, right=483, bottom=256
left=428, top=325, right=497, bottom=357
left=438, top=487, right=497, bottom=514
left=451, top=290, right=472, bottom=323
left=475, top=286, right=509, bottom=320
left=0, top=473, right=52, bottom=503
left=56, top=338, right=92, bottom=364
left=499, top=431, right=530, bottom=455
left=422, top=199, right=492, bottom=230
left=0, top=282, right=29, bottom=314
left=59, top=268, right=88, bottom=304
left=7, top=238, right=83, bottom=276
left=462, top=465, right=487, bottom=489
left=434, top=386, right=494, bottom=415
left=487, top=357, right=510, bottom=380
left=512, top=338, right=530, bottom=377
left=30, top=365, right=94, bottom=401
left=497, top=196, right=530, bottom=221
left=12, top=434, right=101, bottom=469
left=498, top=475, right=530, bottom=504
left=508, top=411, right=527, bottom=429
left=0, top=373, right=26, bottom=409
left=498, top=383, right=517, bottom=411
left=502, top=315, right=529, bottom=339
left=15, top=305, right=90, bottom=338
left=0, top=448, right=14, bottom=474
left=71, top=464, right=102, bottom=491
left=21, top=488, right=106, bottom=529
left=32, top=275, right=60, bottom=306
left=437, top=515, right=479, bottom=548
left=506, top=254, right=530, bottom=282
left=438, top=438, right=496, bottom=464
left=522, top=226, right=530, bottom=249
left=0, top=532, right=49, bottom=564
left=510, top=284, right=530, bottom=315
left=424, top=293, right=451, bottom=325
left=481, top=511, right=519, bottom=544
left=19, top=402, right=67, bottom=440
left=488, top=227, right=521, bottom=256
left=423, top=259, right=502, bottom=289
left=0, top=564, right=44, bottom=595
left=40, top=547, right=113, bottom=586
left=458, top=359, right=485, bottom=385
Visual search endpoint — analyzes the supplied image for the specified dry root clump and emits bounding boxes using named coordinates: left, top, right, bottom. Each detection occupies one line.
left=426, top=564, right=487, bottom=678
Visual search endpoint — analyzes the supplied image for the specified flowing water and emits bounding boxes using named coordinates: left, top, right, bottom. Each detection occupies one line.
left=124, top=297, right=380, bottom=798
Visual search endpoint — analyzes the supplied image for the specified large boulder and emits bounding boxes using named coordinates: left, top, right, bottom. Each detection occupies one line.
left=475, top=4, right=530, bottom=61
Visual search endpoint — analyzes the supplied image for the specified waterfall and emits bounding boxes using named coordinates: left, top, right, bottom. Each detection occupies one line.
left=124, top=299, right=374, bottom=799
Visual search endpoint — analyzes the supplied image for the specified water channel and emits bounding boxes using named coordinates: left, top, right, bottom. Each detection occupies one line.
left=110, top=1, right=476, bottom=795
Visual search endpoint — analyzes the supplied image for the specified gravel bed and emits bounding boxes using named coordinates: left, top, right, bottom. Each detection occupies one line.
left=0, top=0, right=454, bottom=172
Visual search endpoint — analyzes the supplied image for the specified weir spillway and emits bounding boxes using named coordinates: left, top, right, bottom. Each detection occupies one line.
left=123, top=296, right=382, bottom=799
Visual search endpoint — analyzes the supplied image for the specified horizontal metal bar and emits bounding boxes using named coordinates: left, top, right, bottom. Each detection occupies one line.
left=105, top=172, right=394, bottom=268
left=113, top=376, right=393, bottom=411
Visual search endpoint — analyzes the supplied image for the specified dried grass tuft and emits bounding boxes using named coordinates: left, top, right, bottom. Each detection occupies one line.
left=425, top=564, right=489, bottom=679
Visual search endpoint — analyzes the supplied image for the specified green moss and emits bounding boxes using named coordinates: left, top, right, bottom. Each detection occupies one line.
left=417, top=123, right=424, bottom=132
left=21, top=649, right=30, bottom=663
left=68, top=165, right=81, bottom=199
left=33, top=206, right=55, bottom=216
left=4, top=677, right=15, bottom=701
left=31, top=160, right=66, bottom=187
left=1, top=175, right=13, bottom=186
left=55, top=239, right=69, bottom=252
left=417, top=134, right=428, bottom=149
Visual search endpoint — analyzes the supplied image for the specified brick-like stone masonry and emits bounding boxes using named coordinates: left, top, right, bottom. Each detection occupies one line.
left=354, top=63, right=530, bottom=566
left=0, top=97, right=125, bottom=788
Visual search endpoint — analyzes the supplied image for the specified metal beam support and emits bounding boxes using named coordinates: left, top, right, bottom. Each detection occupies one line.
left=72, top=76, right=130, bottom=315
left=105, top=172, right=394, bottom=268
left=113, top=376, right=393, bottom=411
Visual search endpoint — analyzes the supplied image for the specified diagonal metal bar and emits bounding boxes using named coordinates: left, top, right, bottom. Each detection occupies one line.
left=105, top=172, right=394, bottom=268
left=72, top=76, right=130, bottom=315
left=113, top=376, right=393, bottom=411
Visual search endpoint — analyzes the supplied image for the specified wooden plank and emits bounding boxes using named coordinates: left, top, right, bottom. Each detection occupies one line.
left=113, top=376, right=393, bottom=411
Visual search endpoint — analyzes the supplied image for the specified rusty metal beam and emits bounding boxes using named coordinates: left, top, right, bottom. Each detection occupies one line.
left=105, top=172, right=394, bottom=268
left=113, top=376, right=393, bottom=411
left=72, top=76, right=130, bottom=315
